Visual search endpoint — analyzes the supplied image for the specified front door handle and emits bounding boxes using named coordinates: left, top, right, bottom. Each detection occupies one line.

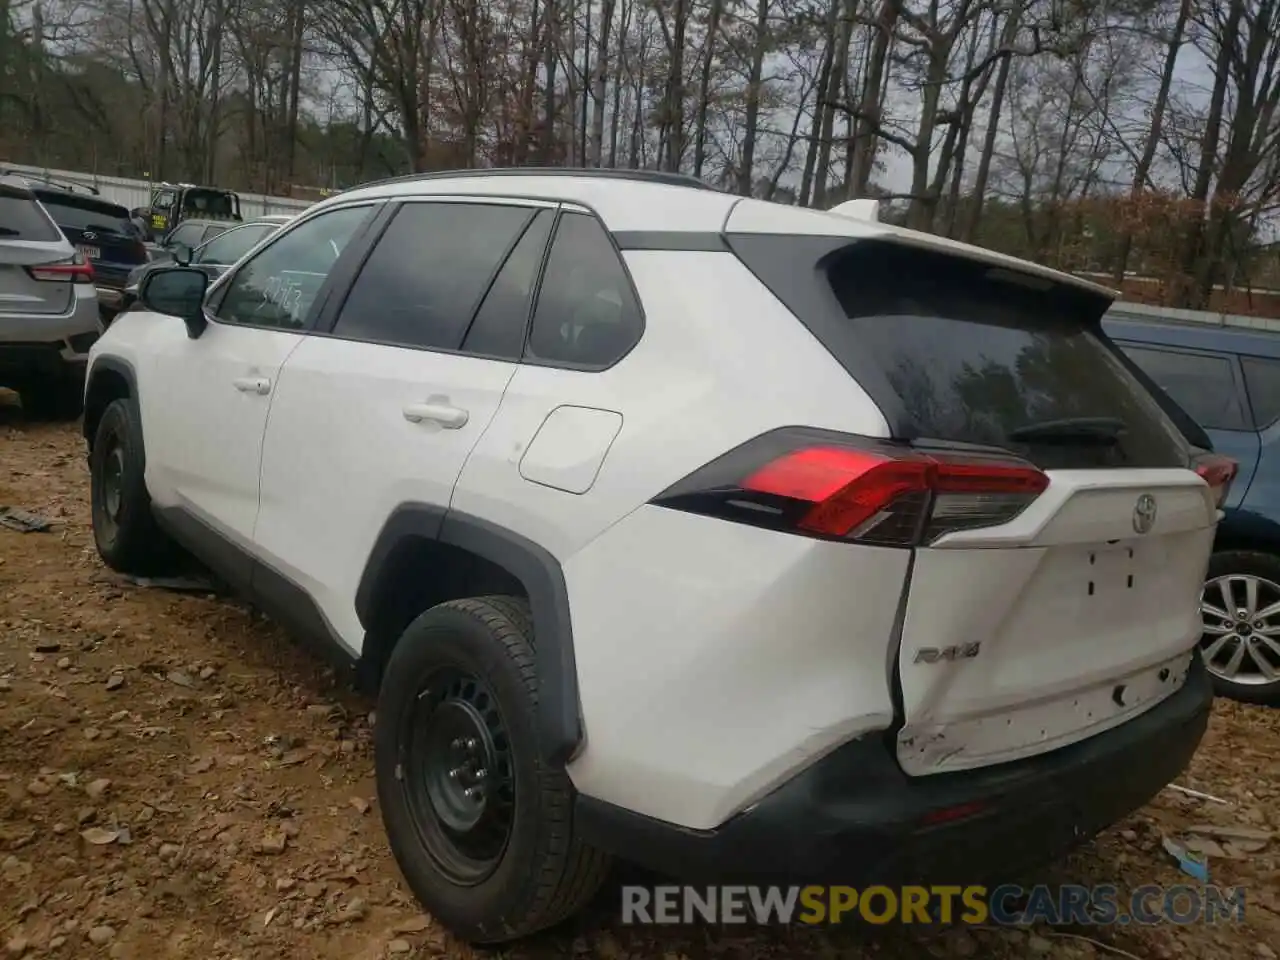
left=233, top=376, right=271, bottom=395
left=403, top=402, right=469, bottom=429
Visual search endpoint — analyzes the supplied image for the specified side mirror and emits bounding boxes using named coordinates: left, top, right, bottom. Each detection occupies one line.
left=139, top=267, right=209, bottom=339
left=172, top=241, right=193, bottom=266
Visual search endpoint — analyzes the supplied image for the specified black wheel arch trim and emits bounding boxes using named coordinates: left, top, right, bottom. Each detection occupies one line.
left=83, top=355, right=141, bottom=450
left=356, top=503, right=583, bottom=766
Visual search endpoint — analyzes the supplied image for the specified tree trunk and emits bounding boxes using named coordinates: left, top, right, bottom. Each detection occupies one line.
left=738, top=0, right=770, bottom=194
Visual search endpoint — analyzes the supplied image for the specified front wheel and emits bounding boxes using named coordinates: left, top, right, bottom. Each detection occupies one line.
left=1199, top=550, right=1280, bottom=706
left=89, top=397, right=175, bottom=574
left=374, top=596, right=609, bottom=943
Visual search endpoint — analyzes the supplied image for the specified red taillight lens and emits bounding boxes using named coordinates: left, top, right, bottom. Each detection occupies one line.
left=1194, top=453, right=1237, bottom=509
left=652, top=430, right=1049, bottom=547
left=27, top=253, right=94, bottom=284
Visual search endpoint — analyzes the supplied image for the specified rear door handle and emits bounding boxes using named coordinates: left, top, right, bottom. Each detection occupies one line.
left=233, top=376, right=271, bottom=395
left=403, top=402, right=469, bottom=429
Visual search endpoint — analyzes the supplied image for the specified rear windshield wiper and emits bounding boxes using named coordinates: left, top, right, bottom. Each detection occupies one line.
left=1009, top=417, right=1126, bottom=445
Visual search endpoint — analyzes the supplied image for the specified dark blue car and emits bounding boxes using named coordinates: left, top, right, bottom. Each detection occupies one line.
left=1104, top=303, right=1280, bottom=705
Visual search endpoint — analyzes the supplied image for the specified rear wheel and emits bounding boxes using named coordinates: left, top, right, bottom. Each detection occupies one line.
left=1199, top=550, right=1280, bottom=706
left=375, top=597, right=609, bottom=943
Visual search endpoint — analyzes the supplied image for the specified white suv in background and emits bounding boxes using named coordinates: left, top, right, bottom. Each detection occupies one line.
left=81, top=169, right=1232, bottom=943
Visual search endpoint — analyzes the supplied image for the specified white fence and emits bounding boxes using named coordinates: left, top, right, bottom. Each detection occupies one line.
left=0, top=161, right=315, bottom=218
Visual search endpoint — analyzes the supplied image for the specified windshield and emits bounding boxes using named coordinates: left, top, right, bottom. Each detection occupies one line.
left=153, top=188, right=179, bottom=209
left=34, top=192, right=137, bottom=237
left=824, top=242, right=1191, bottom=470
left=0, top=184, right=62, bottom=241
left=195, top=222, right=278, bottom=264
left=183, top=189, right=236, bottom=218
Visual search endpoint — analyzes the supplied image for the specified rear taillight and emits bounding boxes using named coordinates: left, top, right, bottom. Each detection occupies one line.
left=650, top=428, right=1049, bottom=547
left=1194, top=453, right=1237, bottom=509
left=27, top=252, right=94, bottom=284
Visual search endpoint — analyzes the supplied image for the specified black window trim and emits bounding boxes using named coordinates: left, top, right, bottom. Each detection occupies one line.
left=1237, top=352, right=1280, bottom=431
left=1115, top=339, right=1251, bottom=434
left=301, top=195, right=648, bottom=372
left=202, top=199, right=385, bottom=333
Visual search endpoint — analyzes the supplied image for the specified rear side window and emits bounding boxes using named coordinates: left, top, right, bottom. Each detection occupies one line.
left=34, top=192, right=134, bottom=236
left=822, top=242, right=1190, bottom=469
left=332, top=201, right=534, bottom=352
left=1242, top=356, right=1280, bottom=429
left=525, top=212, right=643, bottom=367
left=1120, top=345, right=1247, bottom=431
left=0, top=184, right=62, bottom=241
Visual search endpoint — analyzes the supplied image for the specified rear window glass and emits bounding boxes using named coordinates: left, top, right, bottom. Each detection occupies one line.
left=0, top=184, right=62, bottom=241
left=182, top=190, right=236, bottom=218
left=826, top=243, right=1191, bottom=469
left=35, top=192, right=135, bottom=236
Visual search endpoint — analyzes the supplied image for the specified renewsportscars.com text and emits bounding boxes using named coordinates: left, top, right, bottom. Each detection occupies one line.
left=620, top=884, right=1247, bottom=927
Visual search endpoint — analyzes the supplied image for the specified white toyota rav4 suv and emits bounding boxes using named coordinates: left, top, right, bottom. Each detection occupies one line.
left=82, top=169, right=1234, bottom=942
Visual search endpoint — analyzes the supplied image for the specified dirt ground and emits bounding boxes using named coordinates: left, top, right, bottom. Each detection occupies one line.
left=1, top=399, right=1278, bottom=960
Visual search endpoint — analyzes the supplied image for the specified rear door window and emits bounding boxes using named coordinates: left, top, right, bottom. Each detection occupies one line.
left=823, top=242, right=1190, bottom=469
left=1119, top=345, right=1248, bottom=432
left=0, top=183, right=61, bottom=242
left=331, top=201, right=536, bottom=351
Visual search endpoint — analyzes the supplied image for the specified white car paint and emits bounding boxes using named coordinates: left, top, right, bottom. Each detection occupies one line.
left=85, top=170, right=1220, bottom=840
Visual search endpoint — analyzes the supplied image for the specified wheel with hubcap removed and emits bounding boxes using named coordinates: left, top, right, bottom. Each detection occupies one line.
left=374, top=596, right=610, bottom=942
left=1199, top=550, right=1280, bottom=706
left=89, top=397, right=176, bottom=574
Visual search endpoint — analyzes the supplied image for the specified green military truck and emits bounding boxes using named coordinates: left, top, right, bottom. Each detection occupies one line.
left=130, top=183, right=243, bottom=242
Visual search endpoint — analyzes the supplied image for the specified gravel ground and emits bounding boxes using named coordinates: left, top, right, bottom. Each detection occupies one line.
left=1, top=397, right=1278, bottom=960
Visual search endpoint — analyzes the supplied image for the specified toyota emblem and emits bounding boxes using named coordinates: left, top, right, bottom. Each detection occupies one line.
left=82, top=231, right=97, bottom=241
left=1133, top=494, right=1157, bottom=534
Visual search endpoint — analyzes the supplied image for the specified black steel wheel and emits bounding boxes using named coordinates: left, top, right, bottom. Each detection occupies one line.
left=374, top=596, right=610, bottom=943
left=402, top=667, right=516, bottom=885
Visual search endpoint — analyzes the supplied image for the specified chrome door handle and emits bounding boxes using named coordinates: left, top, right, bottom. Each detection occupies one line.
left=402, top=402, right=469, bottom=429
left=232, top=376, right=270, bottom=395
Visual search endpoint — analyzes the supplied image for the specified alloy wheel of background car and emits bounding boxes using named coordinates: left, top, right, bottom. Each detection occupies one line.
left=401, top=665, right=516, bottom=886
left=1200, top=572, right=1280, bottom=695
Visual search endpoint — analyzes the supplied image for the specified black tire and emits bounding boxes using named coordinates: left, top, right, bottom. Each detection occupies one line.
left=19, top=368, right=84, bottom=421
left=89, top=397, right=174, bottom=574
left=375, top=596, right=610, bottom=943
left=1200, top=550, right=1280, bottom=706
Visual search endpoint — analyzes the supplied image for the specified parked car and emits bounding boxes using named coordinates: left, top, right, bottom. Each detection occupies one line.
left=131, top=182, right=242, bottom=242
left=3, top=173, right=149, bottom=320
left=143, top=217, right=232, bottom=262
left=119, top=215, right=293, bottom=315
left=82, top=168, right=1231, bottom=943
left=1105, top=304, right=1280, bottom=705
left=0, top=175, right=100, bottom=418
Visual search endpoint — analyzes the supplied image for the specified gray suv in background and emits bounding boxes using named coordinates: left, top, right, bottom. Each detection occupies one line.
left=0, top=175, right=101, bottom=419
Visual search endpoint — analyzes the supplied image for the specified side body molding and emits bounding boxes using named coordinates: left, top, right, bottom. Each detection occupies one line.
left=355, top=504, right=583, bottom=766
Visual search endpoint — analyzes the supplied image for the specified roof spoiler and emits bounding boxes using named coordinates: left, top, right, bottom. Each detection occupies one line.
left=827, top=198, right=880, bottom=223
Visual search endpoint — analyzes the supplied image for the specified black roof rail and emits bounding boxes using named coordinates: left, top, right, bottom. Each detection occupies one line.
left=0, top=168, right=102, bottom=197
left=349, top=166, right=716, bottom=193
